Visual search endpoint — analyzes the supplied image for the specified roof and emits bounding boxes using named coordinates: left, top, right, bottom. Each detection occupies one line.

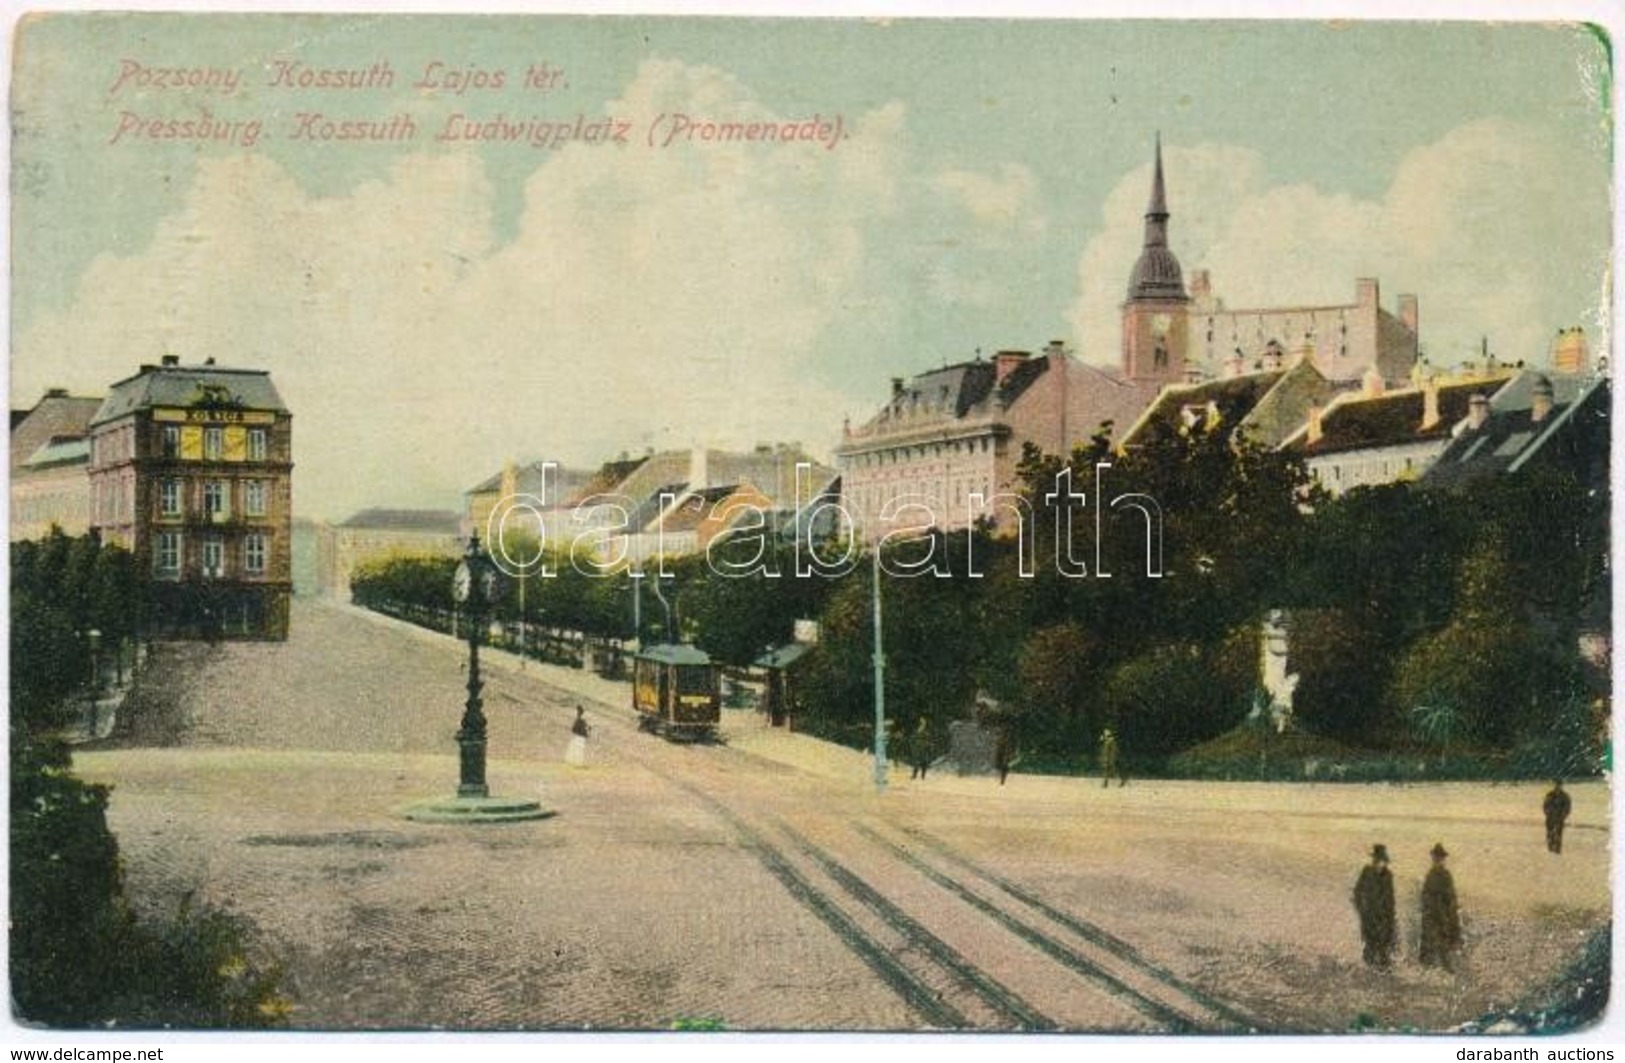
left=338, top=508, right=463, bottom=533
left=636, top=643, right=713, bottom=666
left=618, top=481, right=688, bottom=534
left=562, top=457, right=650, bottom=506
left=22, top=437, right=91, bottom=470
left=1423, top=371, right=1609, bottom=489
left=1288, top=376, right=1514, bottom=456
left=1122, top=361, right=1339, bottom=451
left=464, top=461, right=602, bottom=501
left=658, top=485, right=743, bottom=534
left=91, top=362, right=287, bottom=426
left=11, top=392, right=101, bottom=471
left=754, top=642, right=813, bottom=669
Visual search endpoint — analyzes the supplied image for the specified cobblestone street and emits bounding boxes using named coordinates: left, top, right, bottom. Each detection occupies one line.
left=73, top=599, right=1611, bottom=1033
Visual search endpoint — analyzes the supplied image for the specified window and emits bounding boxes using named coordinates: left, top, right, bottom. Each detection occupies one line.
left=160, top=479, right=183, bottom=517
left=204, top=427, right=224, bottom=460
left=244, top=534, right=267, bottom=575
left=247, top=428, right=268, bottom=461
left=204, top=480, right=230, bottom=520
left=156, top=532, right=182, bottom=575
left=202, top=535, right=225, bottom=578
left=162, top=426, right=180, bottom=458
left=244, top=480, right=267, bottom=517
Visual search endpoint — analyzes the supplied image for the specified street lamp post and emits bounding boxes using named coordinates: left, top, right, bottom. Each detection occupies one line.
left=452, top=535, right=498, bottom=799
left=87, top=628, right=103, bottom=696
left=872, top=545, right=887, bottom=792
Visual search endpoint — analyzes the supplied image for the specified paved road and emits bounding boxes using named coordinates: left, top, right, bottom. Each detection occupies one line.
left=74, top=598, right=1612, bottom=1033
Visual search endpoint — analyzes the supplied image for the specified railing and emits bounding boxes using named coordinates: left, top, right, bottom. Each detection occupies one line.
left=356, top=598, right=632, bottom=678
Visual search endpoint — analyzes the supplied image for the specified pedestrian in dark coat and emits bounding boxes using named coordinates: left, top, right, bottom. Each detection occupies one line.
left=993, top=727, right=1011, bottom=785
left=1352, top=844, right=1396, bottom=968
left=1419, top=843, right=1462, bottom=971
left=1099, top=727, right=1126, bottom=787
left=1543, top=779, right=1572, bottom=854
left=910, top=716, right=934, bottom=780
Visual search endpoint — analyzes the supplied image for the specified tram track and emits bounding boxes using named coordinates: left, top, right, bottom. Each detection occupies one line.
left=889, top=824, right=1258, bottom=1031
left=481, top=665, right=1253, bottom=1032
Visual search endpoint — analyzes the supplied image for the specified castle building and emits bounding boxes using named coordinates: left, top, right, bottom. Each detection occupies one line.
left=1121, top=138, right=1420, bottom=389
left=87, top=356, right=294, bottom=639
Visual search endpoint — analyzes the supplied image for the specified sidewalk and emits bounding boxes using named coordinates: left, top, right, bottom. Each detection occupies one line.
left=331, top=598, right=928, bottom=789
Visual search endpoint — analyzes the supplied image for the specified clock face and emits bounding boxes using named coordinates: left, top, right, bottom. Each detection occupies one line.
left=1151, top=313, right=1173, bottom=337
left=480, top=568, right=501, bottom=603
left=452, top=561, right=472, bottom=603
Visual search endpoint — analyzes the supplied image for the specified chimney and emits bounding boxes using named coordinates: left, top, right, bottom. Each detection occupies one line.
left=1225, top=349, right=1245, bottom=379
left=44, top=387, right=68, bottom=399
left=1553, top=327, right=1589, bottom=375
left=1189, top=268, right=1215, bottom=310
left=1421, top=378, right=1441, bottom=430
left=1355, top=278, right=1379, bottom=308
left=1467, top=393, right=1490, bottom=431
left=1398, top=294, right=1419, bottom=335
left=690, top=446, right=709, bottom=489
left=993, top=350, right=1030, bottom=382
left=891, top=377, right=905, bottom=398
left=1362, top=366, right=1384, bottom=398
left=1292, top=334, right=1316, bottom=368
left=1045, top=339, right=1067, bottom=360
left=1530, top=376, right=1555, bottom=423
left=160, top=354, right=180, bottom=367
left=1306, top=404, right=1325, bottom=446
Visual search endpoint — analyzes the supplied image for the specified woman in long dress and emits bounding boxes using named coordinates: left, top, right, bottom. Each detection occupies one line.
left=565, top=705, right=590, bottom=767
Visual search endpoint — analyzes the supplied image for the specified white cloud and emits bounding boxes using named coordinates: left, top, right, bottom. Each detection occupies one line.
left=932, top=162, right=1046, bottom=238
left=1067, top=119, right=1609, bottom=371
left=14, top=60, right=911, bottom=520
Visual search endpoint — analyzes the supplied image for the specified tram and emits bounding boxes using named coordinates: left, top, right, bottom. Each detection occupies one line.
left=631, top=643, right=721, bottom=741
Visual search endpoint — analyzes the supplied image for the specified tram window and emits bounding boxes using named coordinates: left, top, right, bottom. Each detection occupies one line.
left=677, top=668, right=715, bottom=696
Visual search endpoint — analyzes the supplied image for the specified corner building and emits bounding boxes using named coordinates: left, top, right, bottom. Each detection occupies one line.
left=87, top=356, right=294, bottom=639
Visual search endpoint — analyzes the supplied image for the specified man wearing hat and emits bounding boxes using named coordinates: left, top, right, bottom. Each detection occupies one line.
left=1352, top=844, right=1396, bottom=967
left=1419, top=843, right=1462, bottom=971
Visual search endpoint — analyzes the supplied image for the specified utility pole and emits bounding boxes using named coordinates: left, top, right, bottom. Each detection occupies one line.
left=872, top=543, right=887, bottom=792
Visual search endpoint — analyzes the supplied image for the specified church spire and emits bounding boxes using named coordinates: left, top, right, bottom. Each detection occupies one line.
left=1146, top=131, right=1169, bottom=230
left=1126, top=133, right=1187, bottom=301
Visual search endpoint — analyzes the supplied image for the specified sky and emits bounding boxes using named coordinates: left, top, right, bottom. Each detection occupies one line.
left=8, top=13, right=1612, bottom=521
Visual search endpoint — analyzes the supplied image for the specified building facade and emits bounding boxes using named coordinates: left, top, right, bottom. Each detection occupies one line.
left=87, top=356, right=294, bottom=640
left=10, top=388, right=102, bottom=541
left=837, top=343, right=1156, bottom=542
left=322, top=508, right=463, bottom=597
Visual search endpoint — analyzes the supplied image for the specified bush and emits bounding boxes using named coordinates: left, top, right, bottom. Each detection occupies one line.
left=10, top=730, right=289, bottom=1028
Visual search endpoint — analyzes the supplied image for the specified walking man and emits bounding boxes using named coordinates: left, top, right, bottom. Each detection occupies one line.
left=1352, top=844, right=1396, bottom=968
left=1099, top=727, right=1126, bottom=787
left=1419, top=843, right=1462, bottom=971
left=1543, top=779, right=1572, bottom=854
left=910, top=715, right=934, bottom=780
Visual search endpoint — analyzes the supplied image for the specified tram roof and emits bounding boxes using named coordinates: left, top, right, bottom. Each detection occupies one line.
left=635, top=643, right=713, bottom=666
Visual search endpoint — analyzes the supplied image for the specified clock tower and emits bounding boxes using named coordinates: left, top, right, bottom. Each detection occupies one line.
left=1122, top=135, right=1191, bottom=385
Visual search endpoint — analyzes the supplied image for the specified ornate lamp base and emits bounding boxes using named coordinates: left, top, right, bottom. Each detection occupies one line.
left=401, top=794, right=555, bottom=824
